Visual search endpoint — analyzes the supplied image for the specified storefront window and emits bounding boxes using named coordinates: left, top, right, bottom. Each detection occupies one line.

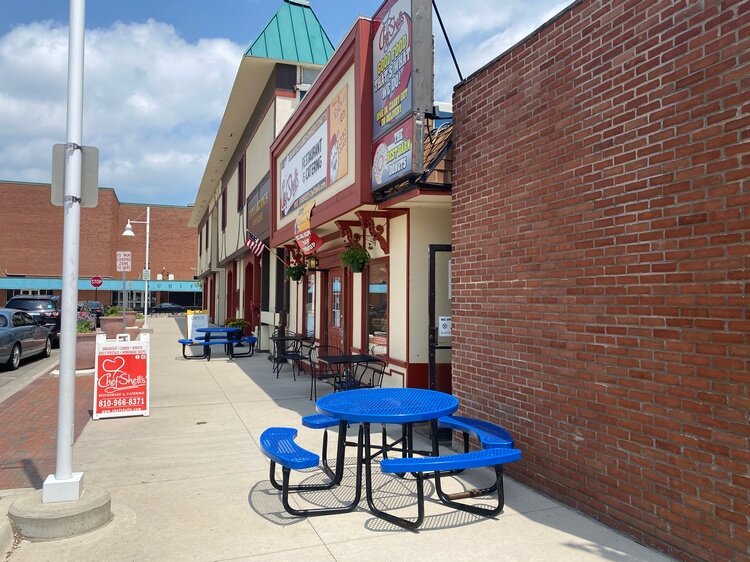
left=367, top=259, right=388, bottom=356
left=332, top=277, right=341, bottom=328
left=305, top=272, right=316, bottom=337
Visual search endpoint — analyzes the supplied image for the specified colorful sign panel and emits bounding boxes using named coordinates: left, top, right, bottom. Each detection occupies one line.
left=372, top=0, right=413, bottom=139
left=280, top=85, right=349, bottom=218
left=93, top=335, right=150, bottom=419
left=371, top=115, right=422, bottom=191
left=294, top=200, right=324, bottom=255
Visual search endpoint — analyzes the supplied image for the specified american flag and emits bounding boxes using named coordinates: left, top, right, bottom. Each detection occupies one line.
left=245, top=232, right=265, bottom=256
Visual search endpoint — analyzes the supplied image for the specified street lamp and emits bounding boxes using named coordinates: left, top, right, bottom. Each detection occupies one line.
left=122, top=206, right=150, bottom=329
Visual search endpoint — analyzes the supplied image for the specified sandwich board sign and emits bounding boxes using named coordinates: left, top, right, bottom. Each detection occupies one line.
left=93, top=333, right=150, bottom=419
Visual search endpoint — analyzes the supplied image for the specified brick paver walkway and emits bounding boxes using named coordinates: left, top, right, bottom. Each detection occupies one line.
left=0, top=375, right=93, bottom=490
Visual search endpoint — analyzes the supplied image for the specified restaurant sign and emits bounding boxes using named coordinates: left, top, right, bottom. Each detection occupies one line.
left=246, top=174, right=270, bottom=239
left=294, top=200, right=324, bottom=255
left=371, top=114, right=423, bottom=191
left=371, top=0, right=432, bottom=140
left=93, top=334, right=150, bottom=419
left=280, top=85, right=349, bottom=218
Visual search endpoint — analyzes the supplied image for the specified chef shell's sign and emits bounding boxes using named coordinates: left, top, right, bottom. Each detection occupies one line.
left=371, top=115, right=422, bottom=191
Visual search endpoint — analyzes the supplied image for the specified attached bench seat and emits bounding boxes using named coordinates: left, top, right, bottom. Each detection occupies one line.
left=260, top=426, right=363, bottom=517
left=438, top=415, right=515, bottom=449
left=378, top=447, right=522, bottom=530
left=178, top=336, right=257, bottom=361
left=178, top=338, right=208, bottom=360
left=231, top=335, right=257, bottom=358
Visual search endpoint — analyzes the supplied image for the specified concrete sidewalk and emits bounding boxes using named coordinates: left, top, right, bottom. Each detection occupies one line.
left=2, top=317, right=673, bottom=561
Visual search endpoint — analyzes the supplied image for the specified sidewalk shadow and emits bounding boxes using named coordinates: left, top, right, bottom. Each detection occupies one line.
left=22, top=458, right=44, bottom=489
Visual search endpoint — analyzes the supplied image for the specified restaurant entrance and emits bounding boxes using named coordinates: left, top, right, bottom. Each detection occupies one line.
left=326, top=268, right=344, bottom=348
left=428, top=245, right=452, bottom=393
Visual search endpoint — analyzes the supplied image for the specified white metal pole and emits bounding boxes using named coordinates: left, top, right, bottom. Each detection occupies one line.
left=144, top=206, right=150, bottom=329
left=122, top=271, right=127, bottom=335
left=51, top=0, right=85, bottom=493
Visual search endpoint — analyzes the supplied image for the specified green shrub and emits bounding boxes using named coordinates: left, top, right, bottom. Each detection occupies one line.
left=77, top=319, right=95, bottom=333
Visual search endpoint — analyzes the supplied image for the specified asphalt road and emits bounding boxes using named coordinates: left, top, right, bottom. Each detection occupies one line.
left=0, top=348, right=60, bottom=404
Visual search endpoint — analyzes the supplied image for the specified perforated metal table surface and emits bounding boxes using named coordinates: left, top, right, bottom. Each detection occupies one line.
left=316, top=388, right=458, bottom=424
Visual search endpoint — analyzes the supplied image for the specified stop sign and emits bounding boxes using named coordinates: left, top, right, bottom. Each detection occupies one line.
left=90, top=275, right=103, bottom=288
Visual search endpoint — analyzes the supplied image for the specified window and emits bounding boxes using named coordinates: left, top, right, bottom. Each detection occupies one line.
left=296, top=66, right=321, bottom=102
left=367, top=259, right=388, bottom=356
left=237, top=157, right=246, bottom=211
left=305, top=272, right=316, bottom=337
left=221, top=189, right=227, bottom=231
left=204, top=222, right=208, bottom=250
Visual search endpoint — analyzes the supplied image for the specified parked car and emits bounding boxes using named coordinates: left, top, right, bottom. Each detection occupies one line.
left=149, top=302, right=186, bottom=314
left=5, top=295, right=61, bottom=344
left=77, top=302, right=98, bottom=330
left=83, top=301, right=103, bottom=325
left=0, top=308, right=52, bottom=370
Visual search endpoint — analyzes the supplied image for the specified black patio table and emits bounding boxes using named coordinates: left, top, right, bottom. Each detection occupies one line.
left=269, top=334, right=312, bottom=377
left=317, top=353, right=380, bottom=389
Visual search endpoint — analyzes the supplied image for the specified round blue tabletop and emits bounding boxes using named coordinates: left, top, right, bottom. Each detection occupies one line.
left=316, top=388, right=458, bottom=424
left=196, top=326, right=241, bottom=333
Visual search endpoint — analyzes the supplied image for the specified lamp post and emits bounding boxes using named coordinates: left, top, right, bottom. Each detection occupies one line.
left=122, top=206, right=150, bottom=329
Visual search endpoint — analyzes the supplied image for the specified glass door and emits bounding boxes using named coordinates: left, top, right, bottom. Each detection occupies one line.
left=326, top=268, right=343, bottom=348
left=428, top=244, right=452, bottom=392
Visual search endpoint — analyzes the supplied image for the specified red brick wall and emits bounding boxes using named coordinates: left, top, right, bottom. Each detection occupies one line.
left=452, top=1, right=749, bottom=561
left=0, top=181, right=197, bottom=303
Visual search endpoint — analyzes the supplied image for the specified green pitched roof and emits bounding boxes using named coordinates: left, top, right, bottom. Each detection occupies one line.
left=246, top=0, right=334, bottom=65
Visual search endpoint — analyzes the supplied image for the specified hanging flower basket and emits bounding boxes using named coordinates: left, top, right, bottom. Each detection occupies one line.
left=285, top=263, right=307, bottom=281
left=341, top=243, right=371, bottom=272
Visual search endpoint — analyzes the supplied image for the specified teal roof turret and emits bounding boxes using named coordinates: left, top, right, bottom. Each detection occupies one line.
left=246, top=0, right=334, bottom=64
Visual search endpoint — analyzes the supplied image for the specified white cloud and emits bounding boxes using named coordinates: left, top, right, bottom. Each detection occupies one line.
left=433, top=0, right=574, bottom=100
left=0, top=19, right=242, bottom=205
left=0, top=2, right=575, bottom=204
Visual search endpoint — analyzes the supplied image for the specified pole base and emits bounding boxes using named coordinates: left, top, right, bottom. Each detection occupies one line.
left=9, top=485, right=112, bottom=540
left=43, top=472, right=84, bottom=503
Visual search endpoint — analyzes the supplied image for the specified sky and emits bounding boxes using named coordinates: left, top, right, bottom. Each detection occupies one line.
left=0, top=0, right=572, bottom=206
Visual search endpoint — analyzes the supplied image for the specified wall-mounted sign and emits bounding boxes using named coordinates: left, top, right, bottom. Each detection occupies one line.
left=294, top=200, right=324, bottom=255
left=247, top=174, right=270, bottom=239
left=280, top=85, right=349, bottom=218
left=371, top=114, right=423, bottom=191
left=438, top=316, right=451, bottom=337
left=371, top=0, right=433, bottom=140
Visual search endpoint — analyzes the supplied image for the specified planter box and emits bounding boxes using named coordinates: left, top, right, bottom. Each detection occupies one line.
left=75, top=332, right=97, bottom=370
left=100, top=316, right=125, bottom=339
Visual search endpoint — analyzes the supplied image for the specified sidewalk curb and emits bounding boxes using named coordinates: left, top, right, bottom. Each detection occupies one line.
left=0, top=356, right=59, bottom=406
left=1, top=490, right=28, bottom=558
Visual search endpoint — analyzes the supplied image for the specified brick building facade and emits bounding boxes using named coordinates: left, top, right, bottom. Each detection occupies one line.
left=452, top=1, right=748, bottom=560
left=0, top=181, right=199, bottom=307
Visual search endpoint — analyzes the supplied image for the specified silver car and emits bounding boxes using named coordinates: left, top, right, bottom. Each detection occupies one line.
left=0, top=308, right=52, bottom=370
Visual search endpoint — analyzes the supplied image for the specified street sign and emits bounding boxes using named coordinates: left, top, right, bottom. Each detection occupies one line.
left=90, top=275, right=103, bottom=288
left=142, top=268, right=151, bottom=281
left=116, top=251, right=131, bottom=272
left=51, top=143, right=99, bottom=207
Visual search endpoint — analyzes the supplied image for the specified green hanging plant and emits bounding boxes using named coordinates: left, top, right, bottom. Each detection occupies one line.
left=341, top=242, right=371, bottom=272
left=285, top=262, right=307, bottom=281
